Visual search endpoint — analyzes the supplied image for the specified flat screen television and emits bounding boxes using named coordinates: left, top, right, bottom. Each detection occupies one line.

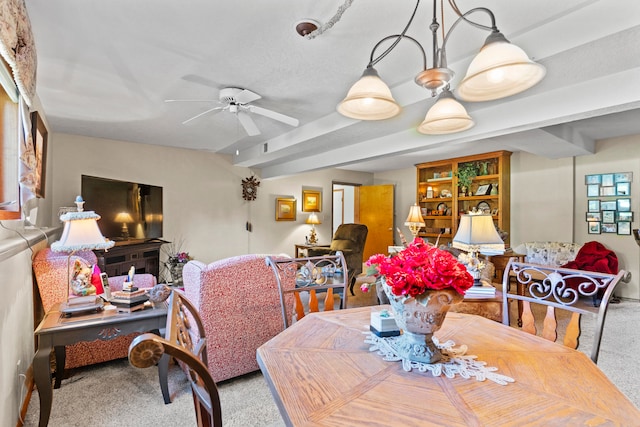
left=81, top=175, right=163, bottom=241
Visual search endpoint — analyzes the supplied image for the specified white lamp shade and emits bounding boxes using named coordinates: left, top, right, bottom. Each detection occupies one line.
left=51, top=211, right=115, bottom=252
left=337, top=68, right=401, bottom=120
left=452, top=214, right=504, bottom=254
left=404, top=204, right=425, bottom=226
left=418, top=91, right=474, bottom=135
left=457, top=35, right=546, bottom=102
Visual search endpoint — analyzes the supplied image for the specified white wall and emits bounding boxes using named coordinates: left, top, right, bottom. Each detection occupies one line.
left=49, top=133, right=374, bottom=263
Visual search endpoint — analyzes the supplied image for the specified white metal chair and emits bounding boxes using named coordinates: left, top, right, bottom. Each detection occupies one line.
left=502, top=259, right=627, bottom=363
left=266, top=252, right=349, bottom=329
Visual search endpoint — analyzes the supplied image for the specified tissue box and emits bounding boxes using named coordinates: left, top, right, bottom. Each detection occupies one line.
left=370, top=310, right=400, bottom=337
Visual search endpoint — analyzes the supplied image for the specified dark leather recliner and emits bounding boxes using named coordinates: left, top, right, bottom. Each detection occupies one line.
left=307, top=223, right=368, bottom=295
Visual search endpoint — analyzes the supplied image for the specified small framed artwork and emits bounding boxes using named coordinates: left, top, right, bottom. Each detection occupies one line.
left=31, top=111, right=49, bottom=198
left=617, top=222, right=631, bottom=235
left=587, top=200, right=600, bottom=212
left=275, top=197, right=296, bottom=221
left=302, top=189, right=322, bottom=212
left=585, top=174, right=601, bottom=185
left=601, top=200, right=617, bottom=211
left=601, top=174, right=614, bottom=187
left=614, top=172, right=633, bottom=183
left=600, top=186, right=615, bottom=197
left=602, top=223, right=617, bottom=233
left=586, top=212, right=601, bottom=222
left=616, top=182, right=630, bottom=196
left=587, top=184, right=599, bottom=197
left=602, top=210, right=615, bottom=224
left=475, top=184, right=492, bottom=196
left=617, top=211, right=633, bottom=222
left=588, top=222, right=601, bottom=234
left=617, top=198, right=631, bottom=212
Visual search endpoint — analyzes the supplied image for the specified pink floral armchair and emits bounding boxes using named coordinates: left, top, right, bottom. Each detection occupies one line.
left=182, top=254, right=294, bottom=383
left=32, top=248, right=157, bottom=373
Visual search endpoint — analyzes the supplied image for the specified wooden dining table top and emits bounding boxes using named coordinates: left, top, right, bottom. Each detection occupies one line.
left=257, top=306, right=639, bottom=427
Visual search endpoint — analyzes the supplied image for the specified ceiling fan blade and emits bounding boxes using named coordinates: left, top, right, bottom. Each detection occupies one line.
left=234, top=89, right=261, bottom=104
left=181, top=106, right=224, bottom=125
left=236, top=111, right=261, bottom=136
left=248, top=105, right=299, bottom=127
left=165, top=99, right=218, bottom=103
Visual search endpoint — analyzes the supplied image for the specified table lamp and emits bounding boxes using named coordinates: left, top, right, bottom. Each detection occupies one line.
left=404, top=203, right=425, bottom=240
left=306, top=212, right=321, bottom=245
left=114, top=211, right=134, bottom=240
left=452, top=213, right=505, bottom=284
left=51, top=196, right=115, bottom=313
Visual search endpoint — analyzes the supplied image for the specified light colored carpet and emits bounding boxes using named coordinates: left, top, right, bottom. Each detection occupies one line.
left=22, top=295, right=639, bottom=426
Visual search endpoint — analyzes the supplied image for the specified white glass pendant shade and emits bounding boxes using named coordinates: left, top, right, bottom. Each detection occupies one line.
left=337, top=67, right=401, bottom=120
left=457, top=33, right=546, bottom=102
left=418, top=90, right=474, bottom=135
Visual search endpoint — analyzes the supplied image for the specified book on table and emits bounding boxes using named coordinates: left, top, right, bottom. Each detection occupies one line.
left=464, top=283, right=496, bottom=299
left=109, top=290, right=149, bottom=308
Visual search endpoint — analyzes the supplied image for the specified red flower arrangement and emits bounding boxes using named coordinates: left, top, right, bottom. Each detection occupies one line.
left=365, top=238, right=474, bottom=298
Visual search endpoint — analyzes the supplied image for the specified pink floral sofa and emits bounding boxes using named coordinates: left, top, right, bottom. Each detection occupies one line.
left=182, top=254, right=294, bottom=383
left=32, top=248, right=157, bottom=371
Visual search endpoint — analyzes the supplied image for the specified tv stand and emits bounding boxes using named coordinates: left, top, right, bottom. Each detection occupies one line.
left=93, top=239, right=167, bottom=279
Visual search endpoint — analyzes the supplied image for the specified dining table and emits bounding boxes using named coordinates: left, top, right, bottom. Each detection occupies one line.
left=257, top=306, right=639, bottom=426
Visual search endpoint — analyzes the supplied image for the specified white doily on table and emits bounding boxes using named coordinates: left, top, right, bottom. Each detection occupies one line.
left=364, top=332, right=515, bottom=386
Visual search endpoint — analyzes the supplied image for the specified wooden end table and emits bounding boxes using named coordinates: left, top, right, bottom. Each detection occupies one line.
left=33, top=302, right=169, bottom=427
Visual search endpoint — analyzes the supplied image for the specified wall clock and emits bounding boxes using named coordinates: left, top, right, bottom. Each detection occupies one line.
left=242, top=176, right=260, bottom=201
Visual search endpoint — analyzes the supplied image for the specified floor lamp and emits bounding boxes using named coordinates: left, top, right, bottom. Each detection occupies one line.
left=51, top=196, right=115, bottom=314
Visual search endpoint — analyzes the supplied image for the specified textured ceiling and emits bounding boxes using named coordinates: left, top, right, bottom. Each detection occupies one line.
left=25, top=0, right=640, bottom=178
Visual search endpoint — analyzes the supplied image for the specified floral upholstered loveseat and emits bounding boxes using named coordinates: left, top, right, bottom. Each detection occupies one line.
left=512, top=241, right=583, bottom=267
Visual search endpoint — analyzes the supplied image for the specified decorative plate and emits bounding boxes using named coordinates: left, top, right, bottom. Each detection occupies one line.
left=476, top=201, right=491, bottom=213
left=437, top=202, right=447, bottom=212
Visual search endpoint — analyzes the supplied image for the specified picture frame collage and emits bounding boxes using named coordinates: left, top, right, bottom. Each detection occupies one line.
left=585, top=172, right=633, bottom=235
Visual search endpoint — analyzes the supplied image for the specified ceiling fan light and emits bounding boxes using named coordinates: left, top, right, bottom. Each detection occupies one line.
left=457, top=32, right=546, bottom=102
left=418, top=90, right=475, bottom=135
left=337, top=67, right=401, bottom=120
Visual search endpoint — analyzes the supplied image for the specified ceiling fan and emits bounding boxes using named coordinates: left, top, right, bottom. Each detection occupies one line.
left=165, top=87, right=299, bottom=136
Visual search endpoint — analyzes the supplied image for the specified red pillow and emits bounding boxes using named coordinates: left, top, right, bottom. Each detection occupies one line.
left=91, top=264, right=104, bottom=294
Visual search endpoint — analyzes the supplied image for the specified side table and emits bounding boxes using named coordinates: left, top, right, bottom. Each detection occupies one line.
left=483, top=249, right=525, bottom=284
left=294, top=243, right=327, bottom=257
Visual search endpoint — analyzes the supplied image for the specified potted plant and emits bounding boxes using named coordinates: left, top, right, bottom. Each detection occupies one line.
left=455, top=162, right=478, bottom=195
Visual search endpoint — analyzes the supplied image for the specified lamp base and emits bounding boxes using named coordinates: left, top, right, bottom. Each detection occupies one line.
left=60, top=297, right=104, bottom=316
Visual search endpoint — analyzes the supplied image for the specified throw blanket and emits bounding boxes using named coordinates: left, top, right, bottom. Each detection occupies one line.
left=561, top=241, right=618, bottom=292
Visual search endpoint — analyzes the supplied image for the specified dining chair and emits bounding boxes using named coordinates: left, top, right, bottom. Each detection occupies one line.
left=266, top=252, right=349, bottom=329
left=502, top=260, right=627, bottom=363
left=129, top=290, right=222, bottom=427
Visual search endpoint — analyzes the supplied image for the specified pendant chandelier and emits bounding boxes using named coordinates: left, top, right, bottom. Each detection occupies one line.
left=337, top=0, right=546, bottom=135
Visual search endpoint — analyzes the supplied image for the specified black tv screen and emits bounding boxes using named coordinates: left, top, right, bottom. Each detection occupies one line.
left=81, top=175, right=163, bottom=241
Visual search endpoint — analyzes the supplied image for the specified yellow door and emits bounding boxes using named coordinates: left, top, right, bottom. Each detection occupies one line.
left=357, top=184, right=394, bottom=262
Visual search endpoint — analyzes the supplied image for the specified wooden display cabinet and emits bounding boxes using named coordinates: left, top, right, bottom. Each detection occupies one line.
left=416, top=151, right=511, bottom=246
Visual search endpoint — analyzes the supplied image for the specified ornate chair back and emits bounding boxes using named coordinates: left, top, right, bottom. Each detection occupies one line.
left=266, top=252, right=349, bottom=329
left=502, top=260, right=627, bottom=363
left=129, top=290, right=221, bottom=427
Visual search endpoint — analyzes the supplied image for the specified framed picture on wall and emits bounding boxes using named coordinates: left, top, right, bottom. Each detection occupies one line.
left=586, top=212, right=601, bottom=222
left=275, top=197, right=296, bottom=221
left=588, top=222, right=601, bottom=234
left=616, top=182, right=630, bottom=196
left=587, top=184, right=600, bottom=197
left=587, top=200, right=600, bottom=212
left=602, top=210, right=615, bottom=223
left=617, top=198, right=631, bottom=212
left=601, top=174, right=614, bottom=186
left=585, top=174, right=601, bottom=185
left=602, top=223, right=617, bottom=233
left=31, top=111, right=49, bottom=198
left=614, top=172, right=633, bottom=183
left=617, top=222, right=631, bottom=235
left=600, top=186, right=615, bottom=197
left=601, top=200, right=617, bottom=211
left=302, top=189, right=322, bottom=212
left=617, top=211, right=633, bottom=222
